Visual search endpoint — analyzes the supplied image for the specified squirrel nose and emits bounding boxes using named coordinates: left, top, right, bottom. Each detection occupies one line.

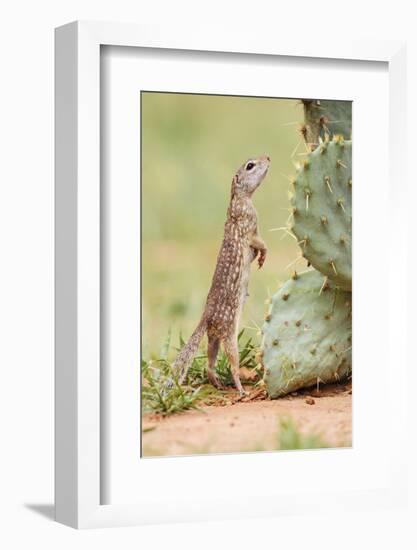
left=261, top=155, right=270, bottom=162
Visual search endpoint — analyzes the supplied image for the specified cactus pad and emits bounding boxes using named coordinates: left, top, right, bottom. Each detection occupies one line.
left=261, top=270, right=352, bottom=398
left=291, top=138, right=352, bottom=290
left=302, top=99, right=352, bottom=148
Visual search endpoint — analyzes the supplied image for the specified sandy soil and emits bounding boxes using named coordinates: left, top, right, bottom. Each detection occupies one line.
left=142, top=383, right=352, bottom=457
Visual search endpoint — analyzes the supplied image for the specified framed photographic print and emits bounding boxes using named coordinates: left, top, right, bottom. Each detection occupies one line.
left=55, top=21, right=408, bottom=528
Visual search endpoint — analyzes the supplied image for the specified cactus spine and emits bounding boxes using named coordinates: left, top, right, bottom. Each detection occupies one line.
left=290, top=137, right=352, bottom=291
left=262, top=100, right=353, bottom=398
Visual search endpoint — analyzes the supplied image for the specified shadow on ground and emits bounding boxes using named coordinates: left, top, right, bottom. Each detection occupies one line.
left=24, top=503, right=55, bottom=521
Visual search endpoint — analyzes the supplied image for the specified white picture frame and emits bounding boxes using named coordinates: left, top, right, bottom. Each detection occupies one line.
left=55, top=21, right=407, bottom=529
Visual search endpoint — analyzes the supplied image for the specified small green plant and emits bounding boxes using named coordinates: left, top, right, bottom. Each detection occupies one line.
left=278, top=416, right=328, bottom=450
left=248, top=416, right=330, bottom=453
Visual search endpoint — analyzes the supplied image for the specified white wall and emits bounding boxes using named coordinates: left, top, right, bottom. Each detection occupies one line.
left=0, top=0, right=415, bottom=547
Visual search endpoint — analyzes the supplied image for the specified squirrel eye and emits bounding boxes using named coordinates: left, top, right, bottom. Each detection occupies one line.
left=246, top=162, right=255, bottom=171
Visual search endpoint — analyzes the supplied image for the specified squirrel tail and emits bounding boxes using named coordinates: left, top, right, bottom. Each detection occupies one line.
left=173, top=317, right=207, bottom=384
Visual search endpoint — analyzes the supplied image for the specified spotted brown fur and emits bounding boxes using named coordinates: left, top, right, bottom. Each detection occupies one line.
left=172, top=156, right=270, bottom=394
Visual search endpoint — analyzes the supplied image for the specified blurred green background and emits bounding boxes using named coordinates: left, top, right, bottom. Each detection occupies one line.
left=141, top=92, right=305, bottom=358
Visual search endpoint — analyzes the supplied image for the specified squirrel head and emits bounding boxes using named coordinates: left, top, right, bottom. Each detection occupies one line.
left=232, top=155, right=270, bottom=197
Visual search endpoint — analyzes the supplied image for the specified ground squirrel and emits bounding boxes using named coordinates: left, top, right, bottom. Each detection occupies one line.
left=172, top=155, right=270, bottom=395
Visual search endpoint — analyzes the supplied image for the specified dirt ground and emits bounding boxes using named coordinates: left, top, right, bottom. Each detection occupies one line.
left=142, top=383, right=352, bottom=457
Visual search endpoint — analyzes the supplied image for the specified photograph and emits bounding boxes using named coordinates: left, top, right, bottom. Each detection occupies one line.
left=0, top=1, right=409, bottom=541
left=141, top=91, right=352, bottom=458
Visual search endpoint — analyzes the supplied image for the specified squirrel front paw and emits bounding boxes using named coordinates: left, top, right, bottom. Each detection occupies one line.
left=258, top=249, right=267, bottom=269
left=250, top=247, right=259, bottom=262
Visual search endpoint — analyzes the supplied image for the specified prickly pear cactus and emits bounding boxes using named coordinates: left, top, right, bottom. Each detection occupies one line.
left=302, top=99, right=352, bottom=149
left=291, top=137, right=352, bottom=290
left=261, top=270, right=352, bottom=398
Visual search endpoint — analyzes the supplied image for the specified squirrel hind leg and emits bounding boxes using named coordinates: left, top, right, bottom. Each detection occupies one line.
left=222, top=337, right=245, bottom=395
left=207, top=335, right=223, bottom=389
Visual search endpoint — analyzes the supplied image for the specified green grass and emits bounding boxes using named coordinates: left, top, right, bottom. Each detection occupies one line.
left=141, top=92, right=304, bottom=356
left=141, top=329, right=260, bottom=415
left=142, top=359, right=216, bottom=415
left=187, top=329, right=261, bottom=387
